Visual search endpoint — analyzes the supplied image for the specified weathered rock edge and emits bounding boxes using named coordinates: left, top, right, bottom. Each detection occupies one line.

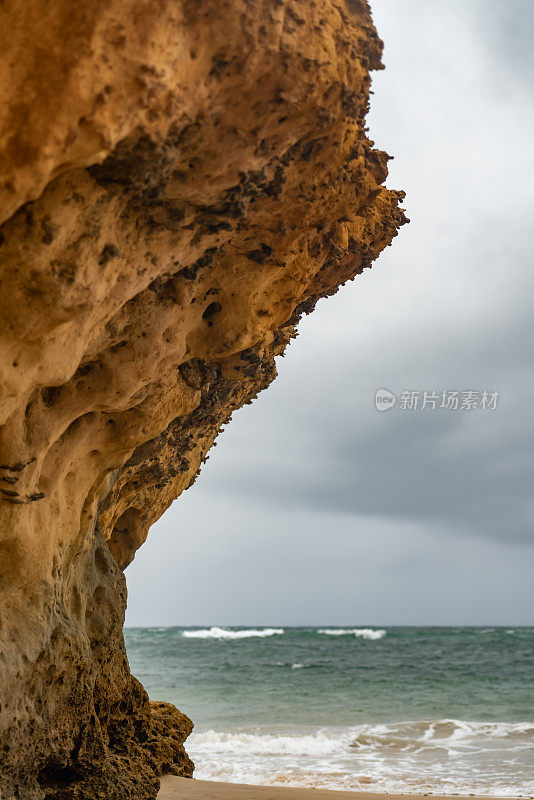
left=0, top=1, right=407, bottom=798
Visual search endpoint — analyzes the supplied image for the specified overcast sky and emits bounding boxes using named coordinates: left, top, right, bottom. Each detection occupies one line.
left=125, top=0, right=534, bottom=627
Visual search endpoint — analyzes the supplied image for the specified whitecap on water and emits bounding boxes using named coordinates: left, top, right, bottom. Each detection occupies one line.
left=181, top=626, right=284, bottom=640
left=318, top=628, right=386, bottom=640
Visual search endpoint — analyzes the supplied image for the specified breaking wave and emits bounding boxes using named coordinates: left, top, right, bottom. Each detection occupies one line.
left=181, top=627, right=386, bottom=640
left=318, top=627, right=386, bottom=640
left=189, top=720, right=534, bottom=796
left=182, top=627, right=284, bottom=640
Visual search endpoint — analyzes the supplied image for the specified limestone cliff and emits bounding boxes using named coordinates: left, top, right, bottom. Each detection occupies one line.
left=0, top=1, right=406, bottom=798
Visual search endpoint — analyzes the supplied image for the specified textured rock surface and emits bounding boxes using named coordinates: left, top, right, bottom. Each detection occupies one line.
left=0, top=1, right=406, bottom=798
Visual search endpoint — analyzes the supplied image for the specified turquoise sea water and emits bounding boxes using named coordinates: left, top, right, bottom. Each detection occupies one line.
left=125, top=626, right=534, bottom=796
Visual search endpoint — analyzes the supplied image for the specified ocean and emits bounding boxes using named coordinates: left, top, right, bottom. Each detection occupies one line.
left=124, top=626, right=534, bottom=797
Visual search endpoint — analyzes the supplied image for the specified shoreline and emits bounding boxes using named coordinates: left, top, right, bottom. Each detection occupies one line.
left=158, top=777, right=520, bottom=800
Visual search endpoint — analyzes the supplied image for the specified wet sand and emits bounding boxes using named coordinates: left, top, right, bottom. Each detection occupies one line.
left=158, top=777, right=514, bottom=800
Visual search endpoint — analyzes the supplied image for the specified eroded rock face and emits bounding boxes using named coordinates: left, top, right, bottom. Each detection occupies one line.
left=0, top=1, right=406, bottom=797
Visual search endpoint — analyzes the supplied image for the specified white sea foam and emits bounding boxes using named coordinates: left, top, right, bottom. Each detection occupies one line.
left=182, top=626, right=284, bottom=640
left=318, top=627, right=386, bottom=640
left=188, top=720, right=534, bottom=797
left=291, top=663, right=304, bottom=669
left=190, top=729, right=346, bottom=757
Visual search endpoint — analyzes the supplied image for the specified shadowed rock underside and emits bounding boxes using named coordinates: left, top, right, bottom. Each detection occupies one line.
left=0, top=0, right=406, bottom=798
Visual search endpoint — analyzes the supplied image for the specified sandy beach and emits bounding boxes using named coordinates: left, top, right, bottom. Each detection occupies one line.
left=158, top=778, right=514, bottom=800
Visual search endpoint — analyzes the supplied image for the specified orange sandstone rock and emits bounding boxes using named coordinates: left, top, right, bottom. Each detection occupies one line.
left=0, top=1, right=406, bottom=798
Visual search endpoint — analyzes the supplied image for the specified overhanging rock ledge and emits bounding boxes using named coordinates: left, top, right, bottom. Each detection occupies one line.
left=0, top=1, right=407, bottom=798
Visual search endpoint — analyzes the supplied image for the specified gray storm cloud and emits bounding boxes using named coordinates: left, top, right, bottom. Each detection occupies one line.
left=125, top=0, right=534, bottom=627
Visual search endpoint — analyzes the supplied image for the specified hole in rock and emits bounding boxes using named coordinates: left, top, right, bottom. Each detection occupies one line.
left=202, top=301, right=222, bottom=326
left=38, top=764, right=80, bottom=789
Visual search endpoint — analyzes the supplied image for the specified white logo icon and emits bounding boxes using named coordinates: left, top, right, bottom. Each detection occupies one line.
left=375, top=388, right=396, bottom=411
